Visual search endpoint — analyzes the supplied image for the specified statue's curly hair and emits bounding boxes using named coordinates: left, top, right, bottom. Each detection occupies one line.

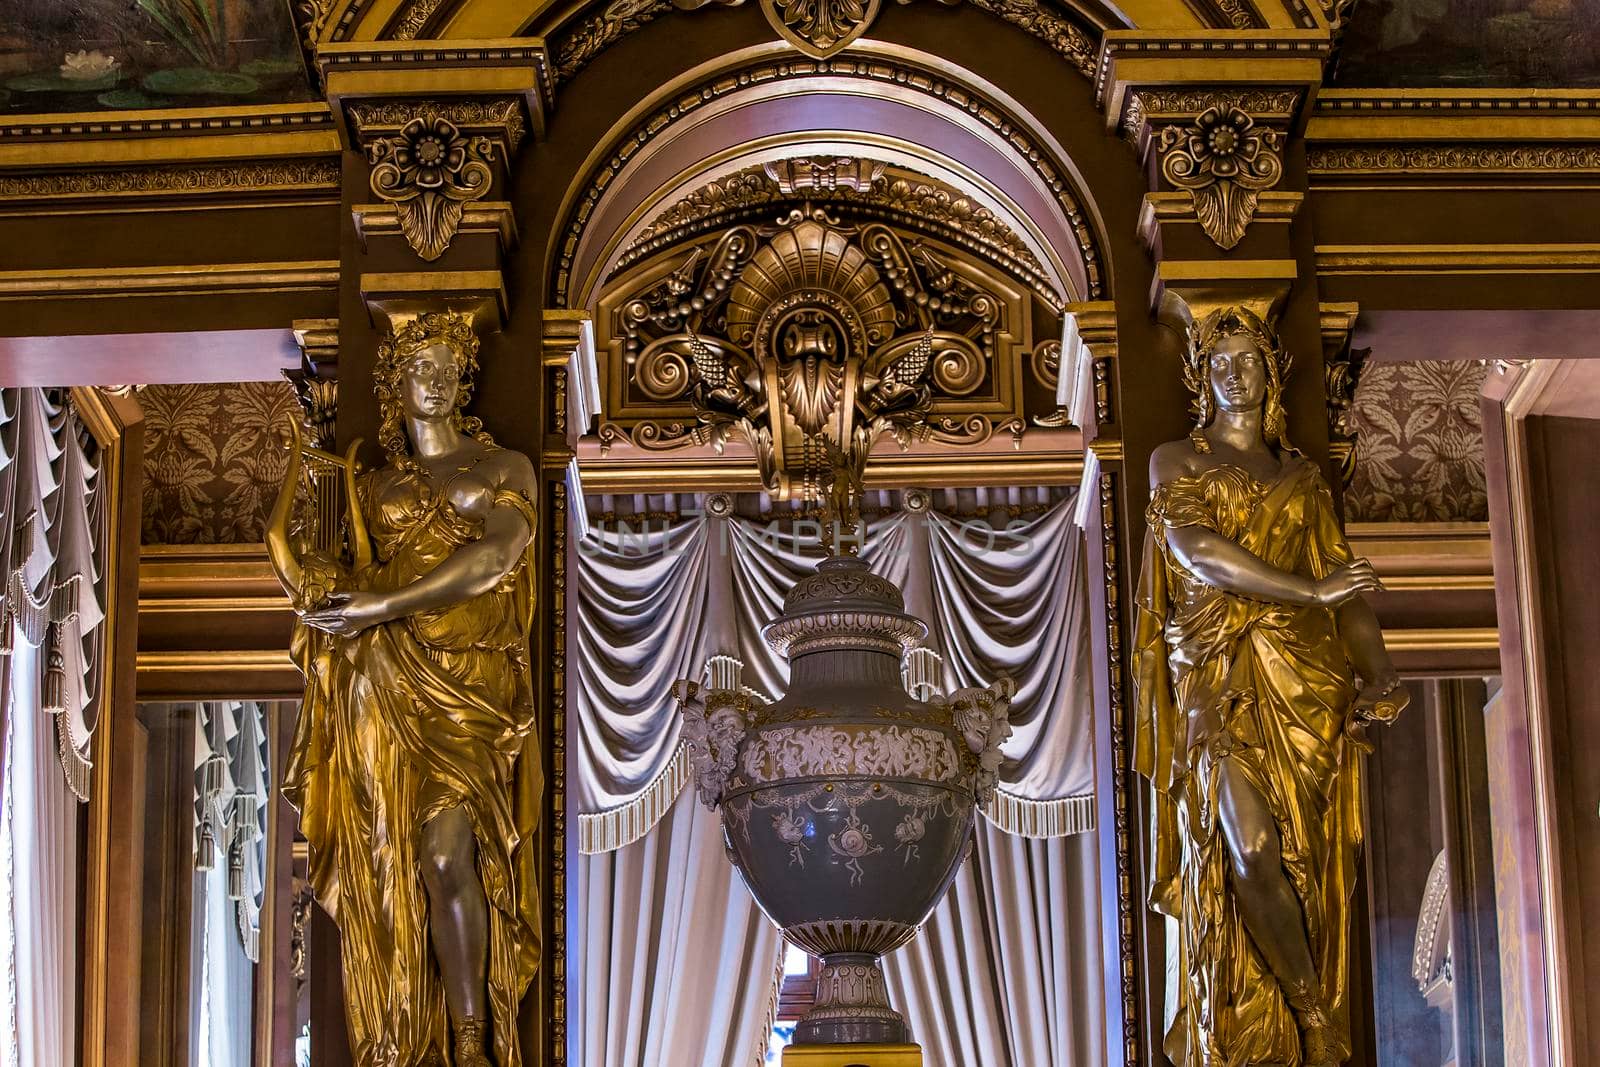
left=1182, top=305, right=1297, bottom=454
left=373, top=310, right=494, bottom=463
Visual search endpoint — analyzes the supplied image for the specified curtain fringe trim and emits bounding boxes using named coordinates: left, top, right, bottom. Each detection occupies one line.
left=577, top=740, right=691, bottom=854
left=50, top=706, right=92, bottom=802
left=980, top=789, right=1095, bottom=838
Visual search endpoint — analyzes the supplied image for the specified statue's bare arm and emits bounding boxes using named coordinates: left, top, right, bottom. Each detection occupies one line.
left=302, top=450, right=537, bottom=636
left=376, top=450, right=537, bottom=618
left=1149, top=442, right=1381, bottom=609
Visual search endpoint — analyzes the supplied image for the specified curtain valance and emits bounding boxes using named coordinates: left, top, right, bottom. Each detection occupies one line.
left=574, top=491, right=1095, bottom=853
left=0, top=388, right=105, bottom=800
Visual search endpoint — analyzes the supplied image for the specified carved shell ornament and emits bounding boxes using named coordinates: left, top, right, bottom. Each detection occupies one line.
left=622, top=207, right=1005, bottom=502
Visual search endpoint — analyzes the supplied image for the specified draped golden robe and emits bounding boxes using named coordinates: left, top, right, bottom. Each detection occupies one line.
left=1133, top=455, right=1362, bottom=1067
left=283, top=461, right=542, bottom=1067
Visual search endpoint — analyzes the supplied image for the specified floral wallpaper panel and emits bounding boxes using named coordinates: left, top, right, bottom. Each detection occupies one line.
left=1346, top=358, right=1488, bottom=523
left=139, top=381, right=300, bottom=544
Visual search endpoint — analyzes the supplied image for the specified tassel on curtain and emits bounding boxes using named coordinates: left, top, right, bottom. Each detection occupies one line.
left=0, top=388, right=106, bottom=803
left=192, top=701, right=271, bottom=964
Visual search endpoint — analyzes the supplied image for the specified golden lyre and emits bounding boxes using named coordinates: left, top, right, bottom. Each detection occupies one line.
left=265, top=418, right=373, bottom=608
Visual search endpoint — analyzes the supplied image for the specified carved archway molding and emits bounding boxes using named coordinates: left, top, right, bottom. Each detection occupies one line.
left=547, top=44, right=1111, bottom=313
left=296, top=0, right=1346, bottom=71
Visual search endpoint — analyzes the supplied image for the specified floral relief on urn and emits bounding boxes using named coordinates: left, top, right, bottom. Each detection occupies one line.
left=675, top=554, right=1013, bottom=1049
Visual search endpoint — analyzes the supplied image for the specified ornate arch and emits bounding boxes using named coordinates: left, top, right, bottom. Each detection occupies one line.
left=546, top=46, right=1112, bottom=312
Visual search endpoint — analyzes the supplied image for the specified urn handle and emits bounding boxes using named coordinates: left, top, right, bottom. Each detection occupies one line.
left=673, top=674, right=751, bottom=810
left=947, top=676, right=1016, bottom=805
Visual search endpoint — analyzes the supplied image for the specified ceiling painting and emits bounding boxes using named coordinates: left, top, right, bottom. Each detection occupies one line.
left=1335, top=0, right=1600, bottom=86
left=1, top=0, right=315, bottom=114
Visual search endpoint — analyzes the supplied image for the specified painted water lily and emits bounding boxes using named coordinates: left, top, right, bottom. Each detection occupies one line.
left=59, top=50, right=120, bottom=82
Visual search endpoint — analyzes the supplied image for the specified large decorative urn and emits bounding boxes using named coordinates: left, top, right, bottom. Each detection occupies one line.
left=675, top=553, right=1013, bottom=1049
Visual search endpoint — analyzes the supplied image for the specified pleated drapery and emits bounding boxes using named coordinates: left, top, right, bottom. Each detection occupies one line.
left=575, top=492, right=1095, bottom=852
left=574, top=788, right=786, bottom=1067
left=570, top=490, right=1103, bottom=1066
left=188, top=700, right=274, bottom=1067
left=881, top=825, right=1105, bottom=1067
left=0, top=388, right=105, bottom=1067
left=0, top=388, right=106, bottom=802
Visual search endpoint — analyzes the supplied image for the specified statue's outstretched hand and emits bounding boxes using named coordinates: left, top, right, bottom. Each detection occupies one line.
left=300, top=591, right=392, bottom=637
left=1344, top=675, right=1409, bottom=754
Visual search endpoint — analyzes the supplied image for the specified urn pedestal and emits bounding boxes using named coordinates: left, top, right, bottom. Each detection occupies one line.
left=781, top=1043, right=923, bottom=1066
left=675, top=555, right=1013, bottom=1053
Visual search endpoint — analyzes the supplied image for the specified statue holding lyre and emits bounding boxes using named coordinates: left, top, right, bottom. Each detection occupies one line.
left=1132, top=307, right=1407, bottom=1066
left=267, top=310, right=541, bottom=1067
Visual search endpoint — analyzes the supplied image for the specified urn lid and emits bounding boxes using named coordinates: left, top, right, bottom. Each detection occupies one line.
left=763, top=555, right=928, bottom=659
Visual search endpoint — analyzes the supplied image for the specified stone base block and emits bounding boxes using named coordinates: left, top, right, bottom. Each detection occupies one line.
left=781, top=1043, right=923, bottom=1067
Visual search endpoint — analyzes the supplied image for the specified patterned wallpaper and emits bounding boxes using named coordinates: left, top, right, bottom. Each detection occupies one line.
left=1346, top=359, right=1488, bottom=523
left=138, top=381, right=300, bottom=544
left=133, top=359, right=1485, bottom=541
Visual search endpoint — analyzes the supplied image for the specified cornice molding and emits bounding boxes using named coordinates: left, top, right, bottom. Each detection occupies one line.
left=0, top=261, right=340, bottom=300
left=0, top=159, right=340, bottom=204
left=1314, top=244, right=1600, bottom=275
left=0, top=103, right=341, bottom=176
left=1095, top=30, right=1331, bottom=111
left=1314, top=89, right=1600, bottom=114
left=549, top=0, right=1100, bottom=87
left=318, top=39, right=554, bottom=144
left=0, top=102, right=336, bottom=143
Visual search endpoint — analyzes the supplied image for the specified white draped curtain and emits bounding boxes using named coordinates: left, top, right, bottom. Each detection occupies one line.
left=188, top=700, right=272, bottom=1067
left=571, top=490, right=1102, bottom=1066
left=0, top=388, right=106, bottom=1067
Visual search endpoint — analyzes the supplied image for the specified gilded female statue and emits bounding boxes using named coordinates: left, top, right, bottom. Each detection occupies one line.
left=1132, top=307, right=1406, bottom=1066
left=267, top=311, right=541, bottom=1067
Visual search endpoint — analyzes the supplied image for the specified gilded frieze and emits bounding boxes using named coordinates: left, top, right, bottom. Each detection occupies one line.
left=0, top=159, right=339, bottom=203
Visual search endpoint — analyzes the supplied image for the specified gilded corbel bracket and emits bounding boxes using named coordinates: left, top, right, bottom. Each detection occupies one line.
left=319, top=41, right=551, bottom=262
left=1099, top=33, right=1325, bottom=251
left=1320, top=301, right=1364, bottom=489
left=287, top=318, right=341, bottom=451
left=361, top=272, right=508, bottom=334
left=1154, top=105, right=1285, bottom=250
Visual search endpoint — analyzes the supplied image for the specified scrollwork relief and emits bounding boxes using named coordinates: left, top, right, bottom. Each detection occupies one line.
left=622, top=160, right=1052, bottom=296
left=609, top=207, right=1029, bottom=504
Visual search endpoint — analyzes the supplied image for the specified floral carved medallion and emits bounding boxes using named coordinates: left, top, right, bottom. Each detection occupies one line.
left=760, top=0, right=882, bottom=56
left=1157, top=105, right=1283, bottom=251
left=366, top=112, right=496, bottom=261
